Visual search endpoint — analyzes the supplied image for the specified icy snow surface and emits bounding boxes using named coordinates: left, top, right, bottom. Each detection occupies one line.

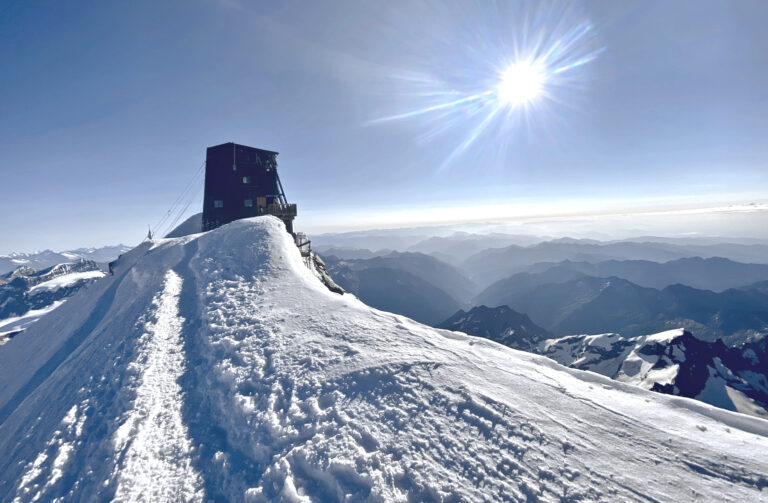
left=1, top=217, right=767, bottom=502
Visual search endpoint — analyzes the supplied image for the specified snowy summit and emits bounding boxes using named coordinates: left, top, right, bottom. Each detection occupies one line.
left=0, top=216, right=767, bottom=501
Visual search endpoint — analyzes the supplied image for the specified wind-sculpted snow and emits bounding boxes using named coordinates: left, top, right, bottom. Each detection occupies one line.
left=1, top=217, right=768, bottom=501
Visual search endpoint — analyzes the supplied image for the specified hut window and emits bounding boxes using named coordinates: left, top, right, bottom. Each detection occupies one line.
left=243, top=176, right=251, bottom=184
left=214, top=200, right=223, bottom=208
left=244, top=199, right=253, bottom=207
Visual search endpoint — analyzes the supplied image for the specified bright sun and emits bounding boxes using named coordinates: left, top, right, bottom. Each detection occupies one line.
left=497, top=61, right=546, bottom=107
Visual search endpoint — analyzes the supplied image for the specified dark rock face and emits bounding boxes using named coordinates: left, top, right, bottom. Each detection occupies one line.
left=436, top=305, right=551, bottom=352
left=309, top=253, right=344, bottom=295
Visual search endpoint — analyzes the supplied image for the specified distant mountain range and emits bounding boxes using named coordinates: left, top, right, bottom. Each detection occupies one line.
left=475, top=273, right=768, bottom=343
left=313, top=247, right=395, bottom=261
left=437, top=305, right=550, bottom=350
left=439, top=305, right=768, bottom=418
left=744, top=280, right=768, bottom=295
left=0, top=245, right=130, bottom=274
left=0, top=260, right=106, bottom=343
left=462, top=240, right=768, bottom=287
left=404, top=233, right=544, bottom=264
left=321, top=252, right=476, bottom=325
left=522, top=257, right=768, bottom=292
left=311, top=228, right=768, bottom=259
left=317, top=239, right=768, bottom=343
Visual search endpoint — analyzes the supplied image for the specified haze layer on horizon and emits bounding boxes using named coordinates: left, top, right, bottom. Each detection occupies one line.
left=304, top=199, right=768, bottom=242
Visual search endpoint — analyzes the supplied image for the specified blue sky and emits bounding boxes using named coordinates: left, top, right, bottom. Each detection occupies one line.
left=1, top=0, right=767, bottom=253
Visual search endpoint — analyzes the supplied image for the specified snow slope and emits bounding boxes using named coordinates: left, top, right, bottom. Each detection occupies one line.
left=1, top=217, right=767, bottom=501
left=0, top=300, right=66, bottom=341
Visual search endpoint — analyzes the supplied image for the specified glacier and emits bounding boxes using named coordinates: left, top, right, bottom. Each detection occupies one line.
left=0, top=216, right=767, bottom=501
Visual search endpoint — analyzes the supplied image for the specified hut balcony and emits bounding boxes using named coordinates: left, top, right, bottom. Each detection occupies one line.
left=266, top=203, right=297, bottom=218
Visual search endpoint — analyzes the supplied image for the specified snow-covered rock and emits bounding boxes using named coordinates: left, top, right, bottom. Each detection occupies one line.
left=0, top=260, right=106, bottom=343
left=1, top=216, right=767, bottom=501
left=540, top=329, right=768, bottom=418
left=440, top=305, right=768, bottom=419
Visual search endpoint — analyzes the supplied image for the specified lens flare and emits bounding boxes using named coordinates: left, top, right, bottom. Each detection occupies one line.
left=369, top=3, right=604, bottom=170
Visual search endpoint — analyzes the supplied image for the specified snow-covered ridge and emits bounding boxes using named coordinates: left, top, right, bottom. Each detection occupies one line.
left=1, top=216, right=767, bottom=501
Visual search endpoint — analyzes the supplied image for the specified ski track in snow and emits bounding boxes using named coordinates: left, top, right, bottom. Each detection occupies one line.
left=0, top=217, right=767, bottom=502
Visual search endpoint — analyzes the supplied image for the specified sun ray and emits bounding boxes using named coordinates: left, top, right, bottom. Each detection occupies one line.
left=368, top=3, right=604, bottom=169
left=368, top=91, right=492, bottom=124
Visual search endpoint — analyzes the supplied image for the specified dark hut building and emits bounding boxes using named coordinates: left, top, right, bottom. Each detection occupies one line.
left=202, top=142, right=297, bottom=233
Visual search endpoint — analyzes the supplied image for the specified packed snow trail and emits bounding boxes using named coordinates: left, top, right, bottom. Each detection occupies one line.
left=0, top=217, right=767, bottom=502
left=111, top=270, right=203, bottom=502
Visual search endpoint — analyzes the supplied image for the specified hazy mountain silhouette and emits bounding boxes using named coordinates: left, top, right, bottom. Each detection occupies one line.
left=325, top=266, right=462, bottom=325
left=406, top=233, right=545, bottom=264
left=462, top=240, right=768, bottom=287
left=741, top=280, right=768, bottom=296
left=323, top=252, right=476, bottom=300
left=521, top=257, right=768, bottom=292
left=322, top=252, right=475, bottom=324
left=313, top=247, right=394, bottom=260
left=475, top=274, right=768, bottom=342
